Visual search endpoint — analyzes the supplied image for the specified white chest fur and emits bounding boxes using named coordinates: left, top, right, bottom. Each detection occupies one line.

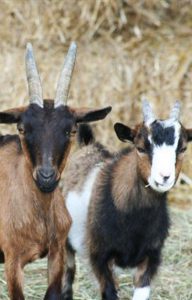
left=66, top=167, right=100, bottom=255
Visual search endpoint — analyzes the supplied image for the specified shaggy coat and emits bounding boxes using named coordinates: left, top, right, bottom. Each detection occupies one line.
left=62, top=110, right=192, bottom=300
left=0, top=134, right=71, bottom=299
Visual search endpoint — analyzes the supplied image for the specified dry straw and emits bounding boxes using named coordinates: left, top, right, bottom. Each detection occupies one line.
left=0, top=0, right=192, bottom=299
left=1, top=0, right=192, bottom=172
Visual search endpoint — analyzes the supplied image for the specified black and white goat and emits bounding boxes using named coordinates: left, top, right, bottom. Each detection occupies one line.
left=62, top=100, right=192, bottom=300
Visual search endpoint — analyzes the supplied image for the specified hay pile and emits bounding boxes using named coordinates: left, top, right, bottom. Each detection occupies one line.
left=1, top=0, right=192, bottom=174
left=0, top=0, right=192, bottom=299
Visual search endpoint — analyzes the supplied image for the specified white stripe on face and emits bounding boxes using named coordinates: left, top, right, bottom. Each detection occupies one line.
left=132, top=286, right=150, bottom=300
left=148, top=121, right=181, bottom=193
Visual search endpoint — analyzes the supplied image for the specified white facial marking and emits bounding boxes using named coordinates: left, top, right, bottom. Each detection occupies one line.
left=148, top=121, right=181, bottom=193
left=66, top=167, right=100, bottom=256
left=132, top=286, right=150, bottom=300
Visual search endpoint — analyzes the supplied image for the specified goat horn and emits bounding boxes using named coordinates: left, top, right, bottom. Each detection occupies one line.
left=25, top=43, right=43, bottom=108
left=142, top=99, right=156, bottom=125
left=169, top=101, right=180, bottom=121
left=54, top=42, right=77, bottom=108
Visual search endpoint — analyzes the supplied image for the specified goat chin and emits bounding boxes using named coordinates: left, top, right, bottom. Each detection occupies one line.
left=35, top=179, right=59, bottom=193
left=148, top=178, right=175, bottom=193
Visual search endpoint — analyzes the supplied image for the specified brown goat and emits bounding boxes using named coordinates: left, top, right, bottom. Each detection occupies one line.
left=0, top=43, right=111, bottom=300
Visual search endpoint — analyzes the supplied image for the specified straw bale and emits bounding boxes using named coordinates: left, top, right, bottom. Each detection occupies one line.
left=1, top=0, right=192, bottom=175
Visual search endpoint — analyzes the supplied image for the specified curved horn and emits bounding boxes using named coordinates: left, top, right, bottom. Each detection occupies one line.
left=142, top=99, right=156, bottom=125
left=54, top=42, right=77, bottom=108
left=25, top=43, right=43, bottom=108
left=169, top=101, right=181, bottom=121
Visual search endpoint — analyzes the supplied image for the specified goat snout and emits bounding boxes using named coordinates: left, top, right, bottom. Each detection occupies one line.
left=155, top=171, right=173, bottom=186
left=159, top=172, right=171, bottom=182
left=38, top=168, right=55, bottom=181
left=35, top=167, right=58, bottom=193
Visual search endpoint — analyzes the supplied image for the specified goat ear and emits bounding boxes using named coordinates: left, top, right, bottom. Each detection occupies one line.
left=186, top=129, right=192, bottom=142
left=74, top=106, right=112, bottom=123
left=114, top=122, right=135, bottom=142
left=0, top=106, right=27, bottom=124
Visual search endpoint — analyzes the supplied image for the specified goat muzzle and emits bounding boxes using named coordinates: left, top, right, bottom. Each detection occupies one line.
left=34, top=167, right=59, bottom=193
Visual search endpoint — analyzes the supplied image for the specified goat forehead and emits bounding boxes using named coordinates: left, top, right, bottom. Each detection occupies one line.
left=22, top=104, right=75, bottom=129
left=149, top=120, right=181, bottom=147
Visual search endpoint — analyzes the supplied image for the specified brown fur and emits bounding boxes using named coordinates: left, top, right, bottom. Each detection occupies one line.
left=63, top=143, right=112, bottom=195
left=0, top=139, right=71, bottom=299
left=134, top=125, right=152, bottom=185
left=0, top=101, right=111, bottom=299
left=112, top=150, right=137, bottom=210
left=136, top=150, right=151, bottom=187
left=111, top=155, right=151, bottom=212
left=175, top=133, right=188, bottom=182
left=134, top=258, right=149, bottom=287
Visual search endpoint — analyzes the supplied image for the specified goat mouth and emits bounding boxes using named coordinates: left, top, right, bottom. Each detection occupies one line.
left=152, top=180, right=174, bottom=192
left=148, top=176, right=175, bottom=193
left=35, top=180, right=59, bottom=193
left=155, top=180, right=174, bottom=188
left=154, top=181, right=164, bottom=187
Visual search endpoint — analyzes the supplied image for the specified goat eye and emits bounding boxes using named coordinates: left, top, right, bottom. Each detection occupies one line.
left=65, top=131, right=71, bottom=137
left=179, top=147, right=187, bottom=153
left=65, top=130, right=76, bottom=137
left=137, top=147, right=146, bottom=153
left=17, top=124, right=25, bottom=134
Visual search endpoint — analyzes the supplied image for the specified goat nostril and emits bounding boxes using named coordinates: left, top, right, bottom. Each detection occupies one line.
left=159, top=172, right=171, bottom=182
left=163, top=176, right=170, bottom=182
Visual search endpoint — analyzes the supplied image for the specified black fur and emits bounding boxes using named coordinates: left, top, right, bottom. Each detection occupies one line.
left=114, top=123, right=135, bottom=142
left=136, top=126, right=153, bottom=161
left=61, top=241, right=76, bottom=300
left=151, top=121, right=175, bottom=146
left=0, top=102, right=111, bottom=193
left=21, top=102, right=74, bottom=166
left=19, top=102, right=75, bottom=192
left=94, top=142, right=113, bottom=160
left=0, top=135, right=22, bottom=153
left=0, top=250, right=4, bottom=263
left=77, top=124, right=95, bottom=146
left=89, top=161, right=169, bottom=268
left=77, top=123, right=112, bottom=159
left=61, top=267, right=75, bottom=300
left=0, top=101, right=111, bottom=193
left=76, top=106, right=112, bottom=123
left=0, top=112, right=21, bottom=123
left=87, top=158, right=169, bottom=299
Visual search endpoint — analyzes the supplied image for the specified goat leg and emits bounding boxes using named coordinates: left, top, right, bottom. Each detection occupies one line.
left=91, top=253, right=118, bottom=300
left=44, top=242, right=65, bottom=300
left=132, top=250, right=161, bottom=300
left=5, top=256, right=25, bottom=300
left=61, top=241, right=76, bottom=300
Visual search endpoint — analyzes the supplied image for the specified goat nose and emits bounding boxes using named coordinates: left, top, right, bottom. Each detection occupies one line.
left=160, top=172, right=171, bottom=182
left=39, top=168, right=55, bottom=180
left=163, top=175, right=170, bottom=182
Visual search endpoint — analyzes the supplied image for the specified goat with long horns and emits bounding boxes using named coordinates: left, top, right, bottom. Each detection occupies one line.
left=0, top=42, right=111, bottom=300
